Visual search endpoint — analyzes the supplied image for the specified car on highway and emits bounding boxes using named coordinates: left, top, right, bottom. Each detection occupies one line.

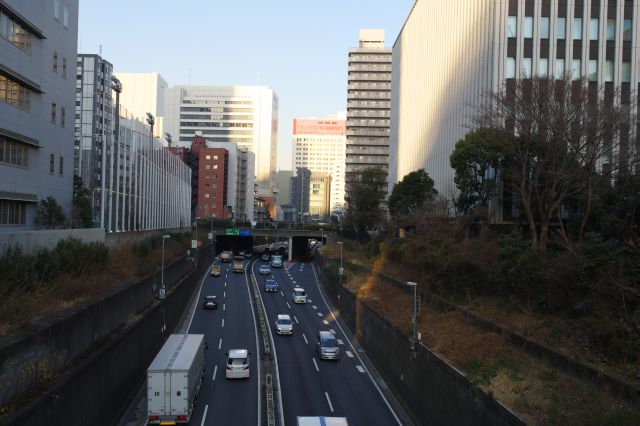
left=210, top=265, right=221, bottom=277
left=259, top=265, right=271, bottom=275
left=261, top=253, right=270, bottom=262
left=264, top=279, right=279, bottom=292
left=244, top=250, right=253, bottom=259
left=203, top=296, right=218, bottom=310
left=275, top=314, right=293, bottom=335
left=316, top=331, right=340, bottom=360
left=293, top=287, right=307, bottom=303
left=225, top=349, right=250, bottom=379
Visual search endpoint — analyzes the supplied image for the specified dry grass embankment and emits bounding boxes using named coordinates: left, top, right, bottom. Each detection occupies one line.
left=320, top=241, right=640, bottom=425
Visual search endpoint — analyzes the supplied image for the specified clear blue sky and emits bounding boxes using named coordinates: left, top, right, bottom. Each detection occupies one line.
left=78, top=0, right=414, bottom=171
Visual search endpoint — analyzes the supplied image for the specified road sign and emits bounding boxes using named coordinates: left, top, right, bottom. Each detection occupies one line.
left=158, top=288, right=166, bottom=299
left=208, top=232, right=213, bottom=240
left=191, top=239, right=197, bottom=249
left=239, top=229, right=252, bottom=236
left=339, top=267, right=344, bottom=276
left=226, top=228, right=240, bottom=235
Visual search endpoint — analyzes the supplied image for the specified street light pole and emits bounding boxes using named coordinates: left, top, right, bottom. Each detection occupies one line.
left=338, top=241, right=343, bottom=282
left=195, top=216, right=200, bottom=267
left=407, top=281, right=418, bottom=351
left=160, top=235, right=170, bottom=299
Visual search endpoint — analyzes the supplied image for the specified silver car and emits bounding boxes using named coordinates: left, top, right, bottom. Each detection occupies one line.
left=316, top=331, right=339, bottom=360
left=275, top=314, right=293, bottom=335
left=259, top=265, right=271, bottom=275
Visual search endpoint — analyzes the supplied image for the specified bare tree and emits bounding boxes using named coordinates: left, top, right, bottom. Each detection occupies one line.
left=477, top=76, right=635, bottom=252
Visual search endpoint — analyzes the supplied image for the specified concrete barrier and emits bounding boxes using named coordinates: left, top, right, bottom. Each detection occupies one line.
left=314, top=254, right=524, bottom=426
left=2, top=244, right=215, bottom=426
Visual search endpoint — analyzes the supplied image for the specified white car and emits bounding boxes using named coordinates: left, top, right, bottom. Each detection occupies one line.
left=225, top=349, right=250, bottom=379
left=293, top=287, right=307, bottom=304
left=259, top=265, right=271, bottom=275
left=275, top=314, right=293, bottom=335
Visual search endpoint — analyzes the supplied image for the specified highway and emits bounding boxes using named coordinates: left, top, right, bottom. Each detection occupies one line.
left=253, top=258, right=403, bottom=426
left=187, top=259, right=260, bottom=426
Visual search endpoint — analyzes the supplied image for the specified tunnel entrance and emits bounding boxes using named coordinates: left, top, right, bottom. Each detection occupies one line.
left=215, top=235, right=253, bottom=255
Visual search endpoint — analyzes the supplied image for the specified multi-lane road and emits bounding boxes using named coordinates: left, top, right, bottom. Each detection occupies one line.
left=122, top=254, right=407, bottom=425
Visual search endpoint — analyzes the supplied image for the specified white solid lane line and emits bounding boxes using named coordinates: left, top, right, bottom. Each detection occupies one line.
left=325, top=392, right=334, bottom=413
left=293, top=315, right=299, bottom=324
left=313, top=358, right=319, bottom=372
left=218, top=338, right=222, bottom=350
left=346, top=351, right=354, bottom=358
left=302, top=333, right=308, bottom=344
left=212, top=365, right=217, bottom=381
left=356, top=365, right=365, bottom=373
left=221, top=318, right=225, bottom=328
left=200, top=404, right=208, bottom=426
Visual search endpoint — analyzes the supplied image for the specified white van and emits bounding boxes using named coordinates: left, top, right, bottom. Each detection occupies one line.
left=225, top=349, right=250, bottom=379
left=293, top=287, right=307, bottom=304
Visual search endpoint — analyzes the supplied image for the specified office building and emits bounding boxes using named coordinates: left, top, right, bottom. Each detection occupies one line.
left=0, top=0, right=78, bottom=231
left=112, top=72, right=168, bottom=138
left=275, top=169, right=293, bottom=205
left=293, top=117, right=346, bottom=212
left=290, top=167, right=311, bottom=222
left=309, top=173, right=331, bottom=220
left=390, top=0, right=639, bottom=216
left=346, top=29, right=392, bottom=200
left=163, top=85, right=278, bottom=195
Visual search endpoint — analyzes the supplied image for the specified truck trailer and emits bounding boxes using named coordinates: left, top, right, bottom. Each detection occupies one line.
left=233, top=255, right=245, bottom=273
left=147, top=334, right=206, bottom=425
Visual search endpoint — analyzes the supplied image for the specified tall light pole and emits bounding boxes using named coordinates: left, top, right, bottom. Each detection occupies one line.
left=194, top=216, right=200, bottom=267
left=407, top=281, right=418, bottom=351
left=337, top=241, right=343, bottom=283
left=160, top=235, right=170, bottom=299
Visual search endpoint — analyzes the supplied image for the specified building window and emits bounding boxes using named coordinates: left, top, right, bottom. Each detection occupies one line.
left=51, top=103, right=56, bottom=123
left=505, top=56, right=516, bottom=77
left=573, top=18, right=582, bottom=40
left=0, top=75, right=31, bottom=111
left=523, top=17, right=533, bottom=38
left=0, top=11, right=33, bottom=53
left=54, top=0, right=60, bottom=20
left=0, top=137, right=28, bottom=167
left=49, top=154, right=55, bottom=174
left=61, top=106, right=65, bottom=127
left=571, top=59, right=581, bottom=80
left=623, top=19, right=632, bottom=41
left=555, top=59, right=565, bottom=79
left=588, top=60, right=598, bottom=81
left=621, top=62, right=631, bottom=83
left=62, top=58, right=67, bottom=79
left=607, top=19, right=616, bottom=41
left=204, top=193, right=210, bottom=198
left=507, top=16, right=517, bottom=37
left=0, top=200, right=27, bottom=225
left=213, top=155, right=219, bottom=160
left=59, top=156, right=64, bottom=176
left=589, top=19, right=599, bottom=40
left=540, top=17, right=550, bottom=39
left=53, top=50, right=58, bottom=73
left=557, top=18, right=566, bottom=39
left=205, top=155, right=211, bottom=160
left=63, top=6, right=69, bottom=28
left=538, top=58, right=548, bottom=77
left=213, top=164, right=218, bottom=169
left=521, top=58, right=532, bottom=78
left=604, top=60, right=614, bottom=82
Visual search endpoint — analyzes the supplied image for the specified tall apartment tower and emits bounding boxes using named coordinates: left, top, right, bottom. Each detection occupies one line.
left=163, top=85, right=278, bottom=196
left=0, top=0, right=79, bottom=231
left=345, top=29, right=392, bottom=200
left=293, top=116, right=346, bottom=212
left=390, top=0, right=640, bottom=217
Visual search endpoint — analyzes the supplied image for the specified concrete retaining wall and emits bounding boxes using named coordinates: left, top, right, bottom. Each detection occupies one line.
left=0, top=248, right=198, bottom=408
left=104, top=227, right=190, bottom=248
left=0, top=228, right=105, bottom=254
left=314, top=255, right=524, bottom=426
left=3, top=244, right=215, bottom=426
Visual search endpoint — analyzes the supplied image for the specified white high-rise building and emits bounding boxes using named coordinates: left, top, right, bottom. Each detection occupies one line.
left=292, top=116, right=346, bottom=212
left=163, top=85, right=278, bottom=194
left=112, top=72, right=168, bottom=137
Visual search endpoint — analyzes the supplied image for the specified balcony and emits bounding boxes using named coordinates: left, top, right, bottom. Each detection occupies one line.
left=347, top=110, right=390, bottom=119
left=348, top=82, right=391, bottom=91
left=348, top=64, right=392, bottom=73
left=346, top=129, right=389, bottom=138
left=347, top=92, right=391, bottom=101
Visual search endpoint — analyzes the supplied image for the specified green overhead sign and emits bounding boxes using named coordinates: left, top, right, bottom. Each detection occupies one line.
left=226, top=228, right=240, bottom=235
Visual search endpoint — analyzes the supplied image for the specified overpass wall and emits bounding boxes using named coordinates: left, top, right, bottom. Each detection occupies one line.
left=1, top=245, right=214, bottom=425
left=314, top=254, right=524, bottom=426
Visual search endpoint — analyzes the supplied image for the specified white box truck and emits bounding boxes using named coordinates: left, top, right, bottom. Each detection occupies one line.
left=147, top=334, right=206, bottom=425
left=297, top=417, right=349, bottom=426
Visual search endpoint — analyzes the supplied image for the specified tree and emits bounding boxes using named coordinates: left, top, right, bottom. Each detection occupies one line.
left=345, top=167, right=387, bottom=235
left=34, top=196, right=66, bottom=229
left=72, top=175, right=93, bottom=228
left=477, top=75, right=633, bottom=251
left=388, top=169, right=437, bottom=221
left=450, top=128, right=511, bottom=220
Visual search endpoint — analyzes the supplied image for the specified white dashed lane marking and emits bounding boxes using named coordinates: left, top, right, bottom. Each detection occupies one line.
left=313, top=358, right=319, bottom=372
left=323, top=320, right=329, bottom=325
left=346, top=351, right=354, bottom=358
left=293, top=315, right=299, bottom=324
left=337, top=338, right=344, bottom=345
left=302, top=333, right=308, bottom=344
left=356, top=365, right=365, bottom=373
left=317, top=312, right=323, bottom=317
left=218, top=338, right=222, bottom=350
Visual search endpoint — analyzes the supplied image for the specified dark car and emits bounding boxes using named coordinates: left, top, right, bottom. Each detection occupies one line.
left=261, top=253, right=270, bottom=262
left=203, top=296, right=218, bottom=309
left=244, top=251, right=253, bottom=259
left=264, top=279, right=279, bottom=292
